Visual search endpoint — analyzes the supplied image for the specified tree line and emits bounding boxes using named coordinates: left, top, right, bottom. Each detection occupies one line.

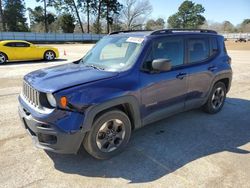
left=0, top=0, right=249, bottom=34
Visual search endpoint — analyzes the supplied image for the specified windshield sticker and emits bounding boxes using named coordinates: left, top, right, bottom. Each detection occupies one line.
left=126, top=37, right=144, bottom=44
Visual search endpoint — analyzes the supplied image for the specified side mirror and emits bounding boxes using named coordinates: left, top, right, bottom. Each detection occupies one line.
left=152, top=59, right=172, bottom=72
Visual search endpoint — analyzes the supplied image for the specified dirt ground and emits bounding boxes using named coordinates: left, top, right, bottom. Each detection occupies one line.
left=0, top=44, right=249, bottom=188
left=225, top=40, right=250, bottom=50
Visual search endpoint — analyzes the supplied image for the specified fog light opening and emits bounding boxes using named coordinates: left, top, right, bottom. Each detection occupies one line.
left=38, top=133, right=57, bottom=144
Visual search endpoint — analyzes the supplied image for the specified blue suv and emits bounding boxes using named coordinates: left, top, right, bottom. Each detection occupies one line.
left=18, top=29, right=232, bottom=159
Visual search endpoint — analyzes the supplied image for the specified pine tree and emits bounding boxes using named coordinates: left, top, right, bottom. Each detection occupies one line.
left=3, top=0, right=28, bottom=31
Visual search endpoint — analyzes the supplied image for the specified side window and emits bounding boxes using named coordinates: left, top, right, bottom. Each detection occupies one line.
left=210, top=37, right=219, bottom=56
left=4, top=42, right=15, bottom=47
left=143, top=37, right=184, bottom=70
left=15, top=42, right=30, bottom=47
left=188, top=38, right=209, bottom=63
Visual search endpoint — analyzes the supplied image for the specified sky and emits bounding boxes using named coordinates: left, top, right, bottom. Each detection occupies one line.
left=25, top=0, right=250, bottom=26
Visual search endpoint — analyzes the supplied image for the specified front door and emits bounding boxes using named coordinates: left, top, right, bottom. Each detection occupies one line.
left=140, top=36, right=188, bottom=125
left=13, top=42, right=37, bottom=60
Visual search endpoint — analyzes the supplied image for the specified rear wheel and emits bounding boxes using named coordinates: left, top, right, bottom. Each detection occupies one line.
left=44, top=50, right=55, bottom=61
left=83, top=110, right=131, bottom=160
left=203, top=82, right=226, bottom=114
left=0, top=52, right=7, bottom=64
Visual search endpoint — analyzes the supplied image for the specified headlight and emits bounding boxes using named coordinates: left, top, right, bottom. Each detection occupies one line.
left=46, top=93, right=56, bottom=107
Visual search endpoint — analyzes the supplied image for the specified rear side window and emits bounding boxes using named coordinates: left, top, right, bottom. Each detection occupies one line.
left=143, top=36, right=184, bottom=70
left=210, top=37, right=219, bottom=56
left=188, top=38, right=209, bottom=63
left=15, top=42, right=30, bottom=47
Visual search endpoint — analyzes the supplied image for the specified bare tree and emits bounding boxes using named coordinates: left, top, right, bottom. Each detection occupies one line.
left=121, top=0, right=152, bottom=30
left=201, top=20, right=224, bottom=32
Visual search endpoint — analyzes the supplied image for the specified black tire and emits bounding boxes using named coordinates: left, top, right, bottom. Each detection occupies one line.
left=83, top=110, right=131, bottom=160
left=203, top=82, right=227, bottom=114
left=44, top=50, right=56, bottom=61
left=0, top=52, right=7, bottom=64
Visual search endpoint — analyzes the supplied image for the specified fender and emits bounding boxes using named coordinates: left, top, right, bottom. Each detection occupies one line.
left=202, top=71, right=232, bottom=104
left=81, top=95, right=142, bottom=132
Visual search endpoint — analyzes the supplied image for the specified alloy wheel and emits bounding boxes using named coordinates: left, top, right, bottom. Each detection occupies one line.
left=211, top=87, right=225, bottom=109
left=45, top=51, right=55, bottom=60
left=0, top=54, right=6, bottom=64
left=96, top=119, right=126, bottom=152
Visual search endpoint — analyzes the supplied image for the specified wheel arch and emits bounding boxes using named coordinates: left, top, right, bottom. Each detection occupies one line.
left=202, top=72, right=232, bottom=106
left=0, top=51, right=8, bottom=60
left=215, top=78, right=230, bottom=92
left=82, top=96, right=142, bottom=132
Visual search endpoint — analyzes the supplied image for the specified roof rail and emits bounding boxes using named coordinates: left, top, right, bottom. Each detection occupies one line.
left=109, top=30, right=152, bottom=35
left=150, top=29, right=217, bottom=35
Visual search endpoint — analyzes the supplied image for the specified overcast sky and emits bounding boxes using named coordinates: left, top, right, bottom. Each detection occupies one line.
left=25, top=0, right=250, bottom=26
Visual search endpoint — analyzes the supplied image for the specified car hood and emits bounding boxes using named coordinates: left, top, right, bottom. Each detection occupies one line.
left=24, top=63, right=119, bottom=93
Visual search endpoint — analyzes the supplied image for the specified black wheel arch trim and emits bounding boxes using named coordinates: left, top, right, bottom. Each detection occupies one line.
left=204, top=71, right=232, bottom=102
left=81, top=95, right=142, bottom=132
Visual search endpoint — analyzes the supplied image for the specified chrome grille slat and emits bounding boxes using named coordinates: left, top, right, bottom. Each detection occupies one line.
left=22, top=81, right=41, bottom=109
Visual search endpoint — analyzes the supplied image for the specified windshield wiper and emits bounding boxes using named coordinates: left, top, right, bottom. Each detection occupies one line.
left=85, top=64, right=105, bottom=70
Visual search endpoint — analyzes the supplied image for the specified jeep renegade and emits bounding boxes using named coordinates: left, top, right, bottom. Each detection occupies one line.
left=18, top=29, right=232, bottom=159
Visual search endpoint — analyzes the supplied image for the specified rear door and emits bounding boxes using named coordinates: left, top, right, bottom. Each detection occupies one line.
left=184, top=36, right=218, bottom=109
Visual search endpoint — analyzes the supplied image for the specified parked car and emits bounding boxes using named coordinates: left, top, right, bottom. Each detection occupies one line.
left=235, top=38, right=247, bottom=42
left=18, top=29, right=232, bottom=159
left=0, top=40, right=59, bottom=64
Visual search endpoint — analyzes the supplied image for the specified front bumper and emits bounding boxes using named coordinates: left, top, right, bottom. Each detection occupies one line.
left=18, top=102, right=85, bottom=154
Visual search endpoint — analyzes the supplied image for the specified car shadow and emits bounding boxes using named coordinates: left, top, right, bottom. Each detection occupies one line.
left=46, top=97, right=250, bottom=183
left=1, top=58, right=68, bottom=66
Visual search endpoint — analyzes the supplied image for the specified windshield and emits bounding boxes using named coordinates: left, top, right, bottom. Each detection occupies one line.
left=80, top=36, right=144, bottom=71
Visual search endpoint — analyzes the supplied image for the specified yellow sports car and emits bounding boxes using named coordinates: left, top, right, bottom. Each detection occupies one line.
left=0, top=40, right=59, bottom=64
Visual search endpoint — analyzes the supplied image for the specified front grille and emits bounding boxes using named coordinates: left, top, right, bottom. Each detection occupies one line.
left=22, top=81, right=40, bottom=108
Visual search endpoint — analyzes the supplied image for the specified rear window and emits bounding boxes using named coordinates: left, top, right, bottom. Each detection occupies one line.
left=188, top=38, right=210, bottom=63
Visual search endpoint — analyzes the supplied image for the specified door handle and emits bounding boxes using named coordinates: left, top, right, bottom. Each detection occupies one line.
left=208, top=66, right=218, bottom=72
left=176, top=72, right=187, bottom=80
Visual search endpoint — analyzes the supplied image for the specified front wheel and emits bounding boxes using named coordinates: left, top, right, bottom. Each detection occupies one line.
left=44, top=50, right=56, bottom=61
left=83, top=110, right=131, bottom=160
left=203, top=82, right=227, bottom=114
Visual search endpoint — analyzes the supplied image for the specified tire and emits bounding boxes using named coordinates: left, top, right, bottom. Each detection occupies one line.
left=83, top=110, right=132, bottom=160
left=203, top=82, right=227, bottom=114
left=0, top=52, right=7, bottom=64
left=44, top=50, right=56, bottom=61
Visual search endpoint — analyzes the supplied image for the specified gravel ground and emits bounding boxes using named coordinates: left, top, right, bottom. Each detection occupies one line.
left=0, top=44, right=249, bottom=188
